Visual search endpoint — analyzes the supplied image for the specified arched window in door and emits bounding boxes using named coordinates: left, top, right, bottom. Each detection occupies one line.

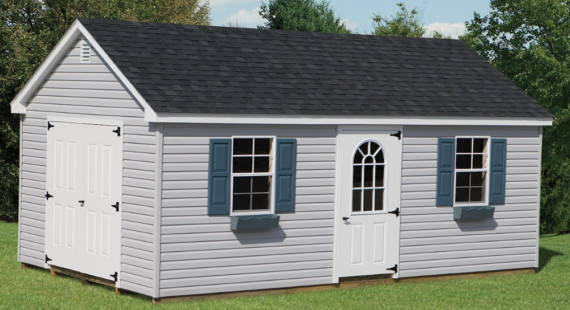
left=352, top=141, right=385, bottom=212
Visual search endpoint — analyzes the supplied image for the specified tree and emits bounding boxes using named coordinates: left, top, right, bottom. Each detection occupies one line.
left=258, top=0, right=350, bottom=34
left=462, top=0, right=570, bottom=234
left=430, top=30, right=452, bottom=39
left=372, top=2, right=425, bottom=37
left=0, top=0, right=211, bottom=222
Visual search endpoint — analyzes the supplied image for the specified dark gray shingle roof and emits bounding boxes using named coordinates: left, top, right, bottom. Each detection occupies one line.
left=78, top=18, right=551, bottom=118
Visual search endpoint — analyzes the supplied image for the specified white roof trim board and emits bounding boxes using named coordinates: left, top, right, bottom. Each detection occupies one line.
left=153, top=113, right=553, bottom=126
left=10, top=19, right=552, bottom=127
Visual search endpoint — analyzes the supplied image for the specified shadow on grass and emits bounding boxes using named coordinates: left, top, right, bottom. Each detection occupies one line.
left=20, top=264, right=152, bottom=303
left=537, top=246, right=563, bottom=273
left=99, top=285, right=153, bottom=303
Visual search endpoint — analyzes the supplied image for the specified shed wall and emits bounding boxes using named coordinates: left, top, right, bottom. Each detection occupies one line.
left=159, top=125, right=337, bottom=297
left=399, top=126, right=540, bottom=277
left=19, top=39, right=157, bottom=296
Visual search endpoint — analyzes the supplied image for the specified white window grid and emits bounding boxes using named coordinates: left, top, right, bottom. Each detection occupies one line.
left=351, top=140, right=387, bottom=214
left=230, top=137, right=276, bottom=214
left=454, top=136, right=491, bottom=206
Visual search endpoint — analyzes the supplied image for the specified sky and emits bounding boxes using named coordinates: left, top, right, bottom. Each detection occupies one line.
left=209, top=0, right=492, bottom=38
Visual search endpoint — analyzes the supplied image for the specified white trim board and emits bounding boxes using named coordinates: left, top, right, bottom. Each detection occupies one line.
left=9, top=20, right=157, bottom=122
left=47, top=116, right=123, bottom=127
left=152, top=113, right=552, bottom=126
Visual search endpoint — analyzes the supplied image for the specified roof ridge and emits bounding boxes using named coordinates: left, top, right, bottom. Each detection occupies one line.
left=77, top=17, right=464, bottom=43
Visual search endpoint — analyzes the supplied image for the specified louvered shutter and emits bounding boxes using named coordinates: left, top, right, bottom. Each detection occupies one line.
left=489, top=138, right=507, bottom=205
left=436, top=138, right=456, bottom=206
left=275, top=139, right=297, bottom=213
left=208, top=139, right=232, bottom=215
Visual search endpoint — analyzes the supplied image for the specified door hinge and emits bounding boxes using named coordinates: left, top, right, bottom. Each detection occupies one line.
left=45, top=192, right=53, bottom=200
left=112, top=202, right=119, bottom=212
left=47, top=122, right=54, bottom=130
left=112, top=127, right=121, bottom=136
left=390, top=131, right=401, bottom=140
left=45, top=254, right=52, bottom=264
left=387, top=264, right=398, bottom=273
left=388, top=208, right=400, bottom=217
left=110, top=271, right=118, bottom=282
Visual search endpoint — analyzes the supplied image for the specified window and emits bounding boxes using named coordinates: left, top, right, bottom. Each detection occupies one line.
left=352, top=141, right=385, bottom=212
left=455, top=137, right=489, bottom=204
left=232, top=138, right=274, bottom=212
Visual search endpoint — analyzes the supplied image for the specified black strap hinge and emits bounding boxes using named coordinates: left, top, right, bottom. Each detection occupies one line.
left=112, top=127, right=121, bottom=136
left=387, top=264, right=398, bottom=273
left=390, top=131, right=401, bottom=140
left=45, top=254, right=52, bottom=264
left=112, top=202, right=119, bottom=212
left=110, top=271, right=118, bottom=282
left=388, top=208, right=400, bottom=217
left=47, top=122, right=54, bottom=130
left=45, top=192, right=53, bottom=200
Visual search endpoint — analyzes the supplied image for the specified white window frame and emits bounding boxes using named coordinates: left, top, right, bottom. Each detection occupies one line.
left=229, top=136, right=276, bottom=215
left=453, top=136, right=491, bottom=207
left=350, top=139, right=388, bottom=215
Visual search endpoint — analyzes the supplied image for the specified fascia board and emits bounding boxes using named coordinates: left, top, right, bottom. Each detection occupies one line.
left=152, top=113, right=553, bottom=126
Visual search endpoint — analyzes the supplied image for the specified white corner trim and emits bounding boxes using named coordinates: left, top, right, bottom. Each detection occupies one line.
left=536, top=126, right=543, bottom=268
left=153, top=113, right=553, bottom=126
left=9, top=19, right=157, bottom=121
left=153, top=124, right=164, bottom=298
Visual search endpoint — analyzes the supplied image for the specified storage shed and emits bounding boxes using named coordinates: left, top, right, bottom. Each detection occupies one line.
left=11, top=18, right=552, bottom=300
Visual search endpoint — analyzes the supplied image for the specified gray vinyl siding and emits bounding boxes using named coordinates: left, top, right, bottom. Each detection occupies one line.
left=19, top=39, right=157, bottom=296
left=399, top=126, right=540, bottom=278
left=160, top=125, right=336, bottom=297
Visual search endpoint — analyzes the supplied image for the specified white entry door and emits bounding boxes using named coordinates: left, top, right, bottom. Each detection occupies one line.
left=45, top=121, right=122, bottom=281
left=337, top=129, right=401, bottom=278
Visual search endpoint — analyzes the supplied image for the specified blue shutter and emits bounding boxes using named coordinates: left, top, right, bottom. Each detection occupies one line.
left=275, top=139, right=297, bottom=213
left=489, top=138, right=507, bottom=205
left=436, top=138, right=456, bottom=206
left=208, top=139, right=232, bottom=215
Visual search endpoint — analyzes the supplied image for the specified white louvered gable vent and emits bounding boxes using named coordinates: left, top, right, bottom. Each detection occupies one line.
left=80, top=42, right=90, bottom=63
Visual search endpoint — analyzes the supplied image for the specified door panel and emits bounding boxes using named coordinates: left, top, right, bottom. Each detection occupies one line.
left=338, top=130, right=401, bottom=278
left=54, top=140, right=64, bottom=190
left=350, top=224, right=363, bottom=265
left=66, top=142, right=77, bottom=192
left=53, top=204, right=63, bottom=246
left=65, top=206, right=75, bottom=248
left=45, top=121, right=121, bottom=281
left=372, top=223, right=385, bottom=263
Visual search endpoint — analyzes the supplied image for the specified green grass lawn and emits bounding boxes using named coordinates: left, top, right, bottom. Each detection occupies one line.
left=1, top=221, right=569, bottom=309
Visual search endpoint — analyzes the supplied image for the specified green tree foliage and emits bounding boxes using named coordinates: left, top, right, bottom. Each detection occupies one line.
left=0, top=0, right=211, bottom=222
left=462, top=0, right=570, bottom=234
left=372, top=2, right=425, bottom=37
left=430, top=30, right=452, bottom=39
left=259, top=0, right=350, bottom=34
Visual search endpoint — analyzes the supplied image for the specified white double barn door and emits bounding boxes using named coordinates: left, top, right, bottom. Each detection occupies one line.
left=45, top=121, right=121, bottom=281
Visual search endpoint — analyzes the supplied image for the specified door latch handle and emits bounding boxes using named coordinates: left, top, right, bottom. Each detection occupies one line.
left=342, top=217, right=350, bottom=221
left=388, top=208, right=400, bottom=217
left=78, top=200, right=85, bottom=206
